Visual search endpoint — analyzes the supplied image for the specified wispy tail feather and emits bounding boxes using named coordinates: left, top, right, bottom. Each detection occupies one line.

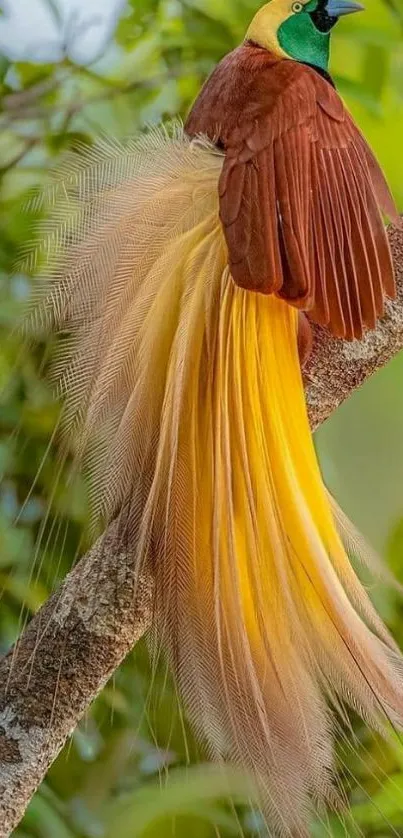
left=25, top=126, right=403, bottom=836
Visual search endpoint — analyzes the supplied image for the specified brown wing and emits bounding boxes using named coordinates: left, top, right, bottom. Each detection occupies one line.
left=219, top=65, right=397, bottom=340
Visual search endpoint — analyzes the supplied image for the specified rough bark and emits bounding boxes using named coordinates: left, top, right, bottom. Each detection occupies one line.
left=0, top=221, right=402, bottom=837
left=306, top=224, right=403, bottom=429
left=0, top=524, right=154, bottom=837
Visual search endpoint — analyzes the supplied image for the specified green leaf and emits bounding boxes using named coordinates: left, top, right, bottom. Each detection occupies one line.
left=106, top=765, right=258, bottom=837
left=21, top=792, right=74, bottom=838
left=351, top=773, right=403, bottom=829
left=0, top=54, right=10, bottom=83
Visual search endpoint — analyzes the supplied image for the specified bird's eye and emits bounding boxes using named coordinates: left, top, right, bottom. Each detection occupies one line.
left=292, top=1, right=304, bottom=10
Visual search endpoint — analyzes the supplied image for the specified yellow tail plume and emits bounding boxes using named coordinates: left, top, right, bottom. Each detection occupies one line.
left=25, top=126, right=403, bottom=836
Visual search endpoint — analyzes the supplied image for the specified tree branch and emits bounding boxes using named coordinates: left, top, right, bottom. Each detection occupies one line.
left=0, top=221, right=402, bottom=837
left=306, top=224, right=403, bottom=429
left=0, top=524, right=154, bottom=837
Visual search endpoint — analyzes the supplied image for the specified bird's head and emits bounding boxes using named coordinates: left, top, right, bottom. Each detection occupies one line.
left=245, top=0, right=363, bottom=72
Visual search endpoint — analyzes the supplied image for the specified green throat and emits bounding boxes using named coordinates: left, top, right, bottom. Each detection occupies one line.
left=278, top=0, right=331, bottom=72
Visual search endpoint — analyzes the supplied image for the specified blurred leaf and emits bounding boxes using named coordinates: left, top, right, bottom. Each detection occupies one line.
left=387, top=518, right=403, bottom=584
left=0, top=569, right=46, bottom=610
left=20, top=792, right=74, bottom=838
left=311, top=814, right=361, bottom=837
left=362, top=43, right=391, bottom=101
left=106, top=765, right=257, bottom=836
left=0, top=521, right=32, bottom=568
left=351, top=773, right=403, bottom=829
left=0, top=54, right=10, bottom=82
left=46, top=131, right=92, bottom=153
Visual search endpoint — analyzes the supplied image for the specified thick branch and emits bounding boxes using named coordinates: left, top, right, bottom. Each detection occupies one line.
left=0, top=222, right=402, bottom=837
left=0, top=524, right=153, bottom=837
left=306, top=225, right=403, bottom=429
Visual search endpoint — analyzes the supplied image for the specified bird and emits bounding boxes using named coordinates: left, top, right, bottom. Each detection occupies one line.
left=185, top=0, right=397, bottom=351
left=25, top=1, right=402, bottom=835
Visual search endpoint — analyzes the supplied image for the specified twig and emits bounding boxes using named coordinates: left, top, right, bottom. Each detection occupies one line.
left=0, top=72, right=183, bottom=130
left=0, top=220, right=402, bottom=837
left=3, top=77, right=61, bottom=112
left=0, top=138, right=38, bottom=175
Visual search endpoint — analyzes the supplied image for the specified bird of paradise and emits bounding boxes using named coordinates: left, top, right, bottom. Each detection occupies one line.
left=26, top=1, right=402, bottom=833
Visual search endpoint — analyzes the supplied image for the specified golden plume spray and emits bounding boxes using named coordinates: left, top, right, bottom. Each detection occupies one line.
left=25, top=127, right=403, bottom=836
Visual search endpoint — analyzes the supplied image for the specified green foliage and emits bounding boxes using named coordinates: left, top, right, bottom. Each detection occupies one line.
left=1, top=1, right=403, bottom=836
